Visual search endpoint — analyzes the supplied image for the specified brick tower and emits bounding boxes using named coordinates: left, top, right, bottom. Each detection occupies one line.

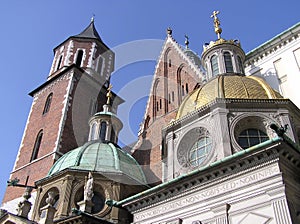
left=2, top=19, right=121, bottom=213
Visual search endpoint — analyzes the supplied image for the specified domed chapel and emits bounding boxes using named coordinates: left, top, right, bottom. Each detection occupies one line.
left=1, top=11, right=300, bottom=224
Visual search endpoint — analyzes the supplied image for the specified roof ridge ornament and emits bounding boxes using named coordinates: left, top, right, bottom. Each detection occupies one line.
left=184, top=35, right=189, bottom=49
left=211, top=10, right=222, bottom=39
left=167, top=27, right=172, bottom=36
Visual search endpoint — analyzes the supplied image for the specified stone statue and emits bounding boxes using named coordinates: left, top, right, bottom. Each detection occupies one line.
left=45, top=191, right=56, bottom=206
left=84, top=172, right=94, bottom=201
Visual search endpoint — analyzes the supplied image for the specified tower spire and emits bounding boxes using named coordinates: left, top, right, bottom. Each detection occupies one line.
left=91, top=14, right=95, bottom=23
left=211, top=10, right=222, bottom=39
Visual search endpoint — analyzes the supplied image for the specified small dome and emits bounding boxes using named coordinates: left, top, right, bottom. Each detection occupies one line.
left=176, top=74, right=283, bottom=119
left=48, top=141, right=146, bottom=184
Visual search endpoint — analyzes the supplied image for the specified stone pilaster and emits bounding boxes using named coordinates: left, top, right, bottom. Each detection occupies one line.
left=56, top=175, right=74, bottom=218
left=272, top=198, right=293, bottom=224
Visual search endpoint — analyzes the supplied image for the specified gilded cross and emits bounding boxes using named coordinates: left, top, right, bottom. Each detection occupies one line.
left=210, top=10, right=222, bottom=39
left=106, top=84, right=113, bottom=105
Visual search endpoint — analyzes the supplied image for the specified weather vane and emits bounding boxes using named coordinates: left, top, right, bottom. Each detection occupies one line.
left=106, top=84, right=113, bottom=105
left=211, top=10, right=222, bottom=39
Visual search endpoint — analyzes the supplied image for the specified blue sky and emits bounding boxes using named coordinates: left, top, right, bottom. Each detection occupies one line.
left=0, top=0, right=299, bottom=203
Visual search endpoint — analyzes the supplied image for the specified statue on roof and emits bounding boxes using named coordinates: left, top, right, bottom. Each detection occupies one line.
left=84, top=172, right=94, bottom=201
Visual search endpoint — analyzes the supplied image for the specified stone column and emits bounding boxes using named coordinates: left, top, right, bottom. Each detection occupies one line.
left=211, top=203, right=230, bottom=224
left=272, top=198, right=293, bottom=224
left=211, top=107, right=230, bottom=159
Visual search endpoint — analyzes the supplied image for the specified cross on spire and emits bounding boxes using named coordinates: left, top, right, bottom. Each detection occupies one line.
left=210, top=10, right=222, bottom=39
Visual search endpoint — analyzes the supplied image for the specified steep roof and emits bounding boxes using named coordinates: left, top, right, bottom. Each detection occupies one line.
left=72, top=20, right=103, bottom=41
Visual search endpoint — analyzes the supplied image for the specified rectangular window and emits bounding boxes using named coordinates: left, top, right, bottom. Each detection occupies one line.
left=293, top=48, right=300, bottom=70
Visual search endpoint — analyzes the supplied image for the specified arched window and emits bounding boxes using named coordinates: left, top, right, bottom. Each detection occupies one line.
left=30, top=130, right=43, bottom=161
left=189, top=136, right=212, bottom=167
left=168, top=59, right=172, bottom=67
left=237, top=56, right=244, bottom=74
left=43, top=93, right=53, bottom=115
left=90, top=123, right=97, bottom=140
left=99, top=121, right=107, bottom=141
left=56, top=55, right=63, bottom=71
left=211, top=55, right=219, bottom=76
left=97, top=56, right=104, bottom=75
left=224, top=52, right=233, bottom=73
left=186, top=83, right=189, bottom=94
left=75, top=50, right=84, bottom=67
left=238, top=129, right=269, bottom=149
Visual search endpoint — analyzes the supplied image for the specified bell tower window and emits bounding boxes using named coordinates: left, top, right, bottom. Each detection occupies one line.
left=43, top=93, right=53, bottom=115
left=30, top=130, right=43, bottom=161
left=75, top=50, right=84, bottom=67
left=90, top=123, right=97, bottom=140
left=56, top=55, right=63, bottom=71
left=96, top=56, right=104, bottom=76
left=224, top=52, right=233, bottom=73
left=100, top=121, right=107, bottom=141
left=211, top=55, right=219, bottom=76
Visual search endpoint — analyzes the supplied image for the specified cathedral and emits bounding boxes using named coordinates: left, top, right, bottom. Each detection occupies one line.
left=1, top=12, right=300, bottom=224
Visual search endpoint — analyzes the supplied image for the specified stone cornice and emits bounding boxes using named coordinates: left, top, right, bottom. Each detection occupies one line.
left=164, top=98, right=294, bottom=134
left=245, top=22, right=300, bottom=66
left=117, top=137, right=300, bottom=212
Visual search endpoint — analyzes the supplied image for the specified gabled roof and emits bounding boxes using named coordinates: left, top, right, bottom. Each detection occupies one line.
left=72, top=20, right=103, bottom=41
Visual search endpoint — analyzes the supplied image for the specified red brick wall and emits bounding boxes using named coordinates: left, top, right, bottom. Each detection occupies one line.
left=3, top=69, right=108, bottom=203
left=133, top=42, right=201, bottom=184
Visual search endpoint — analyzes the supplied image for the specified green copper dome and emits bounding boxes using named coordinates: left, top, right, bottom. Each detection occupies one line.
left=48, top=141, right=146, bottom=184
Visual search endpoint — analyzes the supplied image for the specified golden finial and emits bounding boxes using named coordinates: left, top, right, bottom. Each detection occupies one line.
left=184, top=35, right=189, bottom=49
left=106, top=84, right=113, bottom=105
left=210, top=10, right=222, bottom=39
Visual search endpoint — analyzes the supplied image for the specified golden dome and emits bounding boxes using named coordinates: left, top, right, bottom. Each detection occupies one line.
left=176, top=74, right=283, bottom=119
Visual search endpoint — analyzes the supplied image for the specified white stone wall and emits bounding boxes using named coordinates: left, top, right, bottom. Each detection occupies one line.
left=245, top=28, right=300, bottom=109
left=132, top=163, right=292, bottom=224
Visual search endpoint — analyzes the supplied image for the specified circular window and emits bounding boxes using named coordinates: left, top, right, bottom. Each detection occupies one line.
left=189, top=136, right=212, bottom=167
left=177, top=127, right=214, bottom=168
left=238, top=128, right=269, bottom=149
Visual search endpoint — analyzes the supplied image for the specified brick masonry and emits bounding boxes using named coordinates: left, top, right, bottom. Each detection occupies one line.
left=132, top=41, right=202, bottom=184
